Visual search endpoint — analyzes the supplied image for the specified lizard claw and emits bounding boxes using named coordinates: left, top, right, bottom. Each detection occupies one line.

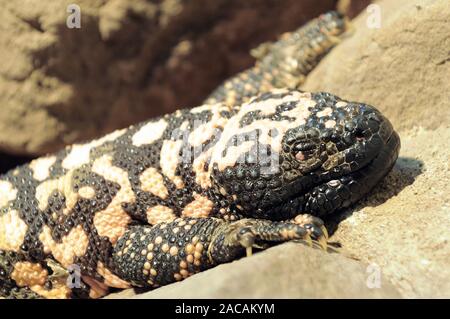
left=304, top=233, right=313, bottom=247
left=303, top=224, right=328, bottom=250
left=293, top=214, right=329, bottom=249
left=317, top=235, right=328, bottom=251
left=320, top=225, right=329, bottom=240
left=302, top=222, right=329, bottom=251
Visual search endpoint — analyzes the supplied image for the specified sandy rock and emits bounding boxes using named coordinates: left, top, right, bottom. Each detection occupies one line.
left=0, top=0, right=336, bottom=156
left=106, top=243, right=401, bottom=299
left=302, top=0, right=450, bottom=132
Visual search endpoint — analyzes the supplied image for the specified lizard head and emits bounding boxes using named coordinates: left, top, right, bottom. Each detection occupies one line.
left=210, top=90, right=400, bottom=219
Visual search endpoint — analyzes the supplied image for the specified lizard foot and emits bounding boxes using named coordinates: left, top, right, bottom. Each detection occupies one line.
left=208, top=217, right=328, bottom=265
left=292, top=214, right=328, bottom=241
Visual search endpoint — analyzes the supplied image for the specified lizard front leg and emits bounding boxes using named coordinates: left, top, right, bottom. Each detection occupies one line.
left=112, top=216, right=326, bottom=288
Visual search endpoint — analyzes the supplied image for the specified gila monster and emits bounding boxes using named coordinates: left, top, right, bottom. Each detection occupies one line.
left=0, top=12, right=400, bottom=299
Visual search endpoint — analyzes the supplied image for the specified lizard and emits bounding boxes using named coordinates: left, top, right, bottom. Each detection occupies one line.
left=0, top=12, right=400, bottom=299
left=0, top=89, right=401, bottom=299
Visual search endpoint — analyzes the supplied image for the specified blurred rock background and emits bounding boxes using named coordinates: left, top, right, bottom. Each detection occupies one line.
left=0, top=0, right=371, bottom=172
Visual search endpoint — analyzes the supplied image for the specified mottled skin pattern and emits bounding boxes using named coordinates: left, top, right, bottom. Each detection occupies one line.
left=0, top=12, right=400, bottom=299
left=205, top=11, right=349, bottom=106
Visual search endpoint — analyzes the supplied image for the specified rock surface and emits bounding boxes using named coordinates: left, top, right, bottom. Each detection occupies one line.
left=0, top=0, right=337, bottom=156
left=106, top=243, right=401, bottom=299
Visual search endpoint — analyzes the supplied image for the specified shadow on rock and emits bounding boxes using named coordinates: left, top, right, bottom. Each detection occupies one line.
left=0, top=152, right=34, bottom=174
left=325, top=156, right=424, bottom=237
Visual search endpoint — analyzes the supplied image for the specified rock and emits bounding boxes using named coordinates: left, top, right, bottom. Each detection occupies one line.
left=302, top=0, right=450, bottom=132
left=301, top=0, right=450, bottom=297
left=0, top=0, right=336, bottom=156
left=106, top=243, right=401, bottom=299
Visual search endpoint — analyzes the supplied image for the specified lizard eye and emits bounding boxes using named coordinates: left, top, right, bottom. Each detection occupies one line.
left=294, top=142, right=317, bottom=161
left=345, top=121, right=366, bottom=142
left=354, top=128, right=365, bottom=141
